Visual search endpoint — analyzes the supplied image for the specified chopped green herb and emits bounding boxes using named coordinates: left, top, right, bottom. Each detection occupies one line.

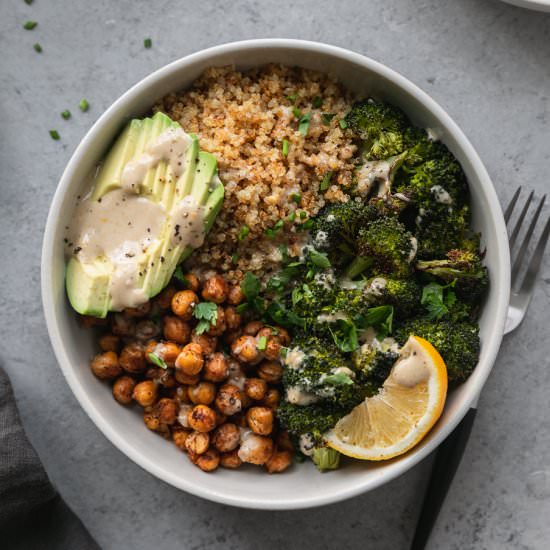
left=144, top=38, right=152, bottom=48
left=301, top=219, right=314, bottom=230
left=291, top=193, right=301, bottom=204
left=79, top=99, right=89, bottom=112
left=312, top=96, right=323, bottom=108
left=266, top=219, right=284, bottom=239
left=173, top=265, right=191, bottom=287
left=292, top=107, right=302, bottom=119
left=339, top=118, right=348, bottom=129
left=329, top=318, right=358, bottom=352
left=257, top=336, right=268, bottom=351
left=421, top=282, right=456, bottom=321
left=299, top=211, right=307, bottom=220
left=33, top=43, right=42, bottom=53
left=231, top=253, right=239, bottom=263
left=287, top=92, right=298, bottom=104
left=235, top=303, right=249, bottom=314
left=287, top=211, right=296, bottom=223
left=148, top=352, right=168, bottom=370
left=282, top=139, right=290, bottom=157
left=241, top=272, right=261, bottom=302
left=308, top=249, right=331, bottom=268
left=320, top=171, right=333, bottom=192
left=49, top=130, right=60, bottom=140
left=323, top=372, right=354, bottom=386
left=238, top=225, right=250, bottom=241
left=298, top=112, right=312, bottom=136
left=61, top=110, right=71, bottom=120
left=321, top=113, right=335, bottom=125
left=23, top=21, right=37, bottom=30
left=193, top=302, right=218, bottom=335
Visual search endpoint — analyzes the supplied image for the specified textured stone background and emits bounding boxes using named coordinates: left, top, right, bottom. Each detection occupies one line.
left=1, top=1, right=550, bottom=548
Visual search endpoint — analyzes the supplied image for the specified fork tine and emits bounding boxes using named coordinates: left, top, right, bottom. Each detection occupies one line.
left=509, top=190, right=534, bottom=249
left=511, top=195, right=547, bottom=287
left=519, top=215, right=550, bottom=296
left=504, top=186, right=522, bottom=224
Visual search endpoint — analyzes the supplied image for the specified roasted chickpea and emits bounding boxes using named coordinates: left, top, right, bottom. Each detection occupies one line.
left=194, top=448, right=220, bottom=472
left=274, top=327, right=290, bottom=346
left=265, top=449, right=293, bottom=474
left=149, top=341, right=181, bottom=368
left=163, top=315, right=191, bottom=344
left=191, top=332, right=217, bottom=355
left=264, top=338, right=282, bottom=361
left=112, top=375, right=136, bottom=405
left=135, top=319, right=160, bottom=341
left=224, top=329, right=242, bottom=346
left=175, top=343, right=204, bottom=375
left=224, top=306, right=242, bottom=330
left=188, top=404, right=217, bottom=432
left=143, top=408, right=162, bottom=432
left=132, top=380, right=158, bottom=407
left=175, top=370, right=200, bottom=385
left=110, top=313, right=136, bottom=337
left=98, top=333, right=120, bottom=352
left=177, top=403, right=193, bottom=428
left=276, top=430, right=294, bottom=453
left=231, top=335, right=261, bottom=364
left=244, top=378, right=268, bottom=401
left=179, top=272, right=200, bottom=292
left=185, top=430, right=210, bottom=455
left=246, top=406, right=274, bottom=436
left=201, top=275, right=228, bottom=304
left=124, top=301, right=151, bottom=318
left=257, top=360, right=283, bottom=383
left=146, top=367, right=176, bottom=388
left=152, top=397, right=179, bottom=425
left=188, top=381, right=216, bottom=405
left=172, top=426, right=191, bottom=451
left=175, top=385, right=192, bottom=404
left=262, top=388, right=281, bottom=409
left=80, top=315, right=108, bottom=328
left=238, top=433, right=274, bottom=465
left=220, top=449, right=242, bottom=469
left=211, top=423, right=240, bottom=452
left=156, top=285, right=177, bottom=310
left=227, top=284, right=245, bottom=306
left=226, top=359, right=246, bottom=389
left=203, top=353, right=229, bottom=382
left=90, top=351, right=121, bottom=380
left=119, top=343, right=146, bottom=374
left=243, top=320, right=263, bottom=336
left=215, top=384, right=244, bottom=416
left=171, top=290, right=199, bottom=320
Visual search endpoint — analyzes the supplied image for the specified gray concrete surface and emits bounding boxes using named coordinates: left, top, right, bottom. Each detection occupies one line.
left=1, top=0, right=549, bottom=548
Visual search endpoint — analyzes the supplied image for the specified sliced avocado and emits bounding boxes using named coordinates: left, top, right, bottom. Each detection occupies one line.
left=66, top=257, right=111, bottom=317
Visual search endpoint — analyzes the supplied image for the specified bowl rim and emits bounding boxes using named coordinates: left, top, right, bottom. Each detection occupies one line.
left=41, top=38, right=510, bottom=510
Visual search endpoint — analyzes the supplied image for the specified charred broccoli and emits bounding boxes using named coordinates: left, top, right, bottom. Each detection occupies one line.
left=363, top=277, right=422, bottom=318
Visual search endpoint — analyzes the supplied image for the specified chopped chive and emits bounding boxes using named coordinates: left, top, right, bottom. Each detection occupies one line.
left=274, top=219, right=284, bottom=230
left=312, top=96, right=323, bottom=108
left=287, top=211, right=296, bottom=222
left=33, top=43, right=42, bottom=53
left=287, top=93, right=298, bottom=104
left=238, top=225, right=250, bottom=241
left=61, top=110, right=71, bottom=120
left=292, top=107, right=302, bottom=119
left=282, top=139, right=290, bottom=157
left=257, top=336, right=268, bottom=351
left=79, top=99, right=90, bottom=112
left=298, top=112, right=312, bottom=136
left=49, top=130, right=60, bottom=140
left=322, top=113, right=335, bottom=125
left=148, top=352, right=168, bottom=370
left=339, top=118, right=348, bottom=129
left=265, top=219, right=284, bottom=239
left=299, top=211, right=307, bottom=220
left=144, top=38, right=152, bottom=48
left=320, top=171, right=333, bottom=192
left=23, top=21, right=37, bottom=30
left=291, top=193, right=301, bottom=204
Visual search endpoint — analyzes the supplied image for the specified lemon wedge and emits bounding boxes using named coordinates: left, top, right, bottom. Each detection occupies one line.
left=325, top=336, right=448, bottom=461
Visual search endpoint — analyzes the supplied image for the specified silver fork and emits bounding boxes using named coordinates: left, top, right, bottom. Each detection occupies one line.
left=411, top=186, right=550, bottom=550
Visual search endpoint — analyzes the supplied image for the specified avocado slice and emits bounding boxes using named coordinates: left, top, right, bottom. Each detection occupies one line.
left=66, top=113, right=224, bottom=317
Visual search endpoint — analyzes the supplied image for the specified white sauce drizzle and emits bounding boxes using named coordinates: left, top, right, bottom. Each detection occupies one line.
left=286, top=386, right=319, bottom=406
left=430, top=185, right=453, bottom=205
left=284, top=347, right=306, bottom=370
left=391, top=337, right=429, bottom=387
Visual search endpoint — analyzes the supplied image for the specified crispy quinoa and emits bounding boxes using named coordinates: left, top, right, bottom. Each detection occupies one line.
left=154, top=64, right=356, bottom=283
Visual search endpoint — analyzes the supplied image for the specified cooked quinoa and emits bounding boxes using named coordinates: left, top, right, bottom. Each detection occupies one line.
left=154, top=64, right=357, bottom=283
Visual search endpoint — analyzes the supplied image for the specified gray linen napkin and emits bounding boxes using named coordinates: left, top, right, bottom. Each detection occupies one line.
left=0, top=365, right=100, bottom=549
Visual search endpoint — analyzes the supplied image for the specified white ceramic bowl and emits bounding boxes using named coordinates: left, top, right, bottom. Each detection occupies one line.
left=41, top=39, right=510, bottom=510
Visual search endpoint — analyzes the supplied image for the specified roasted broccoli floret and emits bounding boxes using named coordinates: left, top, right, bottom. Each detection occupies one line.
left=363, top=277, right=422, bottom=318
left=347, top=217, right=416, bottom=279
left=394, top=318, right=480, bottom=383
left=344, top=99, right=409, bottom=160
left=351, top=344, right=399, bottom=385
left=277, top=401, right=350, bottom=439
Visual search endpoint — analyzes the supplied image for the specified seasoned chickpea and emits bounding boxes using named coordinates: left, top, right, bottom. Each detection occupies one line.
left=163, top=315, right=191, bottom=344
left=177, top=403, right=193, bottom=428
left=226, top=359, right=246, bottom=389
left=238, top=433, right=274, bottom=465
left=231, top=335, right=261, bottom=364
left=224, top=306, right=242, bottom=330
left=244, top=378, right=268, bottom=401
left=180, top=272, right=200, bottom=292
left=211, top=423, right=240, bottom=452
left=188, top=404, right=217, bottom=432
left=220, top=449, right=242, bottom=469
left=171, top=290, right=199, bottom=320
left=201, top=275, right=228, bottom=304
left=156, top=285, right=177, bottom=310
left=135, top=320, right=160, bottom=341
left=215, top=384, right=244, bottom=416
left=243, top=320, right=263, bottom=336
left=149, top=341, right=181, bottom=368
left=152, top=397, right=178, bottom=425
left=274, top=327, right=290, bottom=346
left=194, top=448, right=220, bottom=472
left=246, top=406, right=274, bottom=436
left=132, top=380, right=158, bottom=407
left=119, top=343, right=147, bottom=374
left=143, top=409, right=161, bottom=432
left=175, top=343, right=204, bottom=375
left=276, top=430, right=294, bottom=453
left=110, top=313, right=136, bottom=337
left=175, top=385, right=192, bottom=404
left=257, top=360, right=283, bottom=383
left=185, top=430, right=210, bottom=455
left=172, top=426, right=191, bottom=451
left=203, top=353, right=229, bottom=382
left=175, top=370, right=200, bottom=385
left=264, top=338, right=282, bottom=360
left=265, top=449, right=293, bottom=474
left=188, top=381, right=216, bottom=405
left=191, top=332, right=217, bottom=355
left=80, top=315, right=108, bottom=328
left=227, top=284, right=245, bottom=305
left=98, top=333, right=120, bottom=352
left=90, top=351, right=121, bottom=380
left=224, top=329, right=241, bottom=346
left=262, top=388, right=281, bottom=409
left=112, top=376, right=136, bottom=405
left=204, top=306, right=225, bottom=337
left=124, top=301, right=151, bottom=318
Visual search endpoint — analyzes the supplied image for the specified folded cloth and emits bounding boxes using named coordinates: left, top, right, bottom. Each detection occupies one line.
left=0, top=365, right=100, bottom=549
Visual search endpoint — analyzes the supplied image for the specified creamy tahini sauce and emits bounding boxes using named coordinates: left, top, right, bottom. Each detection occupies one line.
left=391, top=338, right=429, bottom=387
left=170, top=195, right=206, bottom=248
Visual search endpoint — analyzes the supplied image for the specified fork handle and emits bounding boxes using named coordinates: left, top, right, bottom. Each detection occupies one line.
left=410, top=407, right=478, bottom=550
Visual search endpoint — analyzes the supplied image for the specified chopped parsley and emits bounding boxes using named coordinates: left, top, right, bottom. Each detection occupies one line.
left=287, top=211, right=296, bottom=222
left=193, top=302, right=218, bottom=335
left=61, top=110, right=71, bottom=120
left=265, top=219, right=284, bottom=239
left=282, top=139, right=290, bottom=157
left=287, top=92, right=298, bottom=104
left=298, top=112, right=312, bottom=136
left=79, top=99, right=90, bottom=112
left=173, top=265, right=191, bottom=287
left=33, top=43, right=42, bottom=53
left=312, top=96, right=323, bottom=108
left=291, top=193, right=301, bottom=204
left=144, top=38, right=152, bottom=48
left=320, top=171, right=333, bottom=191
left=339, top=118, right=348, bottom=130
left=299, top=210, right=307, bottom=220
left=292, top=107, right=302, bottom=119
left=148, top=352, right=168, bottom=370
left=23, top=21, right=37, bottom=30
left=257, top=336, right=268, bottom=351
left=238, top=225, right=250, bottom=241
left=421, top=282, right=456, bottom=321
left=321, top=113, right=335, bottom=125
left=307, top=249, right=331, bottom=269
left=49, top=130, right=60, bottom=140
